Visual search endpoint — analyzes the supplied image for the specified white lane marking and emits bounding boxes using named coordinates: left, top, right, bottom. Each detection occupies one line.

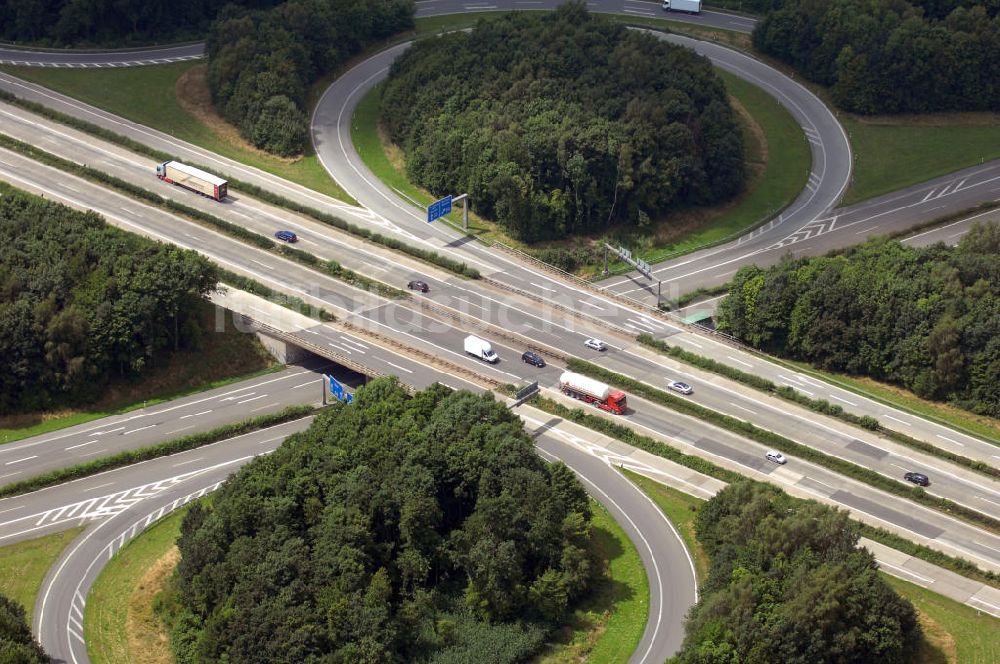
left=250, top=402, right=280, bottom=413
left=4, top=456, right=37, bottom=466
left=236, top=394, right=268, bottom=405
left=172, top=457, right=204, bottom=467
left=628, top=318, right=657, bottom=331
left=976, top=495, right=1000, bottom=507
left=167, top=425, right=195, bottom=435
left=0, top=505, right=25, bottom=516
left=578, top=300, right=605, bottom=311
left=729, top=402, right=758, bottom=416
left=179, top=410, right=212, bottom=419
left=726, top=355, right=753, bottom=368
left=65, top=440, right=99, bottom=451
left=969, top=597, right=1000, bottom=616
left=251, top=259, right=274, bottom=270
left=327, top=341, right=352, bottom=354
left=83, top=482, right=115, bottom=493
left=829, top=394, right=857, bottom=406
left=123, top=424, right=156, bottom=435
left=936, top=434, right=964, bottom=447
left=383, top=360, right=414, bottom=374
left=877, top=560, right=933, bottom=585
left=339, top=336, right=369, bottom=349
left=530, top=282, right=557, bottom=292
left=884, top=414, right=912, bottom=426
left=79, top=449, right=108, bottom=457
left=291, top=380, right=317, bottom=389
left=93, top=426, right=124, bottom=435
left=685, top=340, right=703, bottom=349
left=220, top=391, right=255, bottom=402
left=890, top=463, right=910, bottom=472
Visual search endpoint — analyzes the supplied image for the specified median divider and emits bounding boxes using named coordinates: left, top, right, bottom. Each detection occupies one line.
left=636, top=333, right=1000, bottom=479
left=0, top=405, right=316, bottom=499
left=565, top=357, right=1000, bottom=536
left=527, top=393, right=1000, bottom=588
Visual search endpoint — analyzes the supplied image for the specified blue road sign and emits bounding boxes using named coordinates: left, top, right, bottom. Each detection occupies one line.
left=328, top=375, right=344, bottom=401
left=427, top=195, right=452, bottom=223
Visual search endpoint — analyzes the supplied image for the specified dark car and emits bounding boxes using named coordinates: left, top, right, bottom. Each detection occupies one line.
left=522, top=351, right=546, bottom=368
left=407, top=280, right=429, bottom=293
left=274, top=230, right=297, bottom=243
left=904, top=472, right=930, bottom=486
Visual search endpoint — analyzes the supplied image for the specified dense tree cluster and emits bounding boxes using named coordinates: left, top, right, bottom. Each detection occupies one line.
left=0, top=187, right=218, bottom=415
left=0, top=594, right=49, bottom=663
left=718, top=222, right=1000, bottom=416
left=207, top=0, right=414, bottom=156
left=673, top=482, right=918, bottom=664
left=381, top=3, right=745, bottom=242
left=753, top=0, right=1000, bottom=114
left=169, top=379, right=595, bottom=663
left=0, top=0, right=281, bottom=46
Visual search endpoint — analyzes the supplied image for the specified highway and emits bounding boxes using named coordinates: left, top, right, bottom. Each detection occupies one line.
left=0, top=2, right=998, bottom=661
left=3, top=132, right=998, bottom=524
left=5, top=70, right=997, bottom=473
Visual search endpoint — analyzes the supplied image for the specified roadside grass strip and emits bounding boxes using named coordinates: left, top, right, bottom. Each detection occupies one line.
left=0, top=405, right=315, bottom=499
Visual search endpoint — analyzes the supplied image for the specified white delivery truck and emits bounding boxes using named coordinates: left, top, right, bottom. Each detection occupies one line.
left=464, top=335, right=499, bottom=363
left=663, top=0, right=702, bottom=13
left=156, top=161, right=228, bottom=200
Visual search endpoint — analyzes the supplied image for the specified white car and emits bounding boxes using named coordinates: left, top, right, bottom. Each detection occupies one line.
left=668, top=381, right=693, bottom=395
left=584, top=338, right=608, bottom=351
left=765, top=450, right=787, bottom=465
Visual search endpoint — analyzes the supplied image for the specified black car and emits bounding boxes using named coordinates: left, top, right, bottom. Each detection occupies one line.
left=904, top=472, right=930, bottom=487
left=274, top=230, right=297, bottom=242
left=522, top=351, right=546, bottom=368
left=407, top=280, right=429, bottom=293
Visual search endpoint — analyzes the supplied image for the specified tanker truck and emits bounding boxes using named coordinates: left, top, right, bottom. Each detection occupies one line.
left=559, top=372, right=628, bottom=414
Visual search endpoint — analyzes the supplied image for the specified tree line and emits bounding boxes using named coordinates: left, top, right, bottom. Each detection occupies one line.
left=717, top=222, right=1000, bottom=416
left=0, top=594, right=48, bottom=663
left=0, top=186, right=218, bottom=415
left=753, top=0, right=1000, bottom=114
left=165, top=379, right=597, bottom=663
left=206, top=0, right=414, bottom=157
left=672, top=481, right=919, bottom=664
left=0, top=0, right=281, bottom=46
left=380, top=2, right=745, bottom=242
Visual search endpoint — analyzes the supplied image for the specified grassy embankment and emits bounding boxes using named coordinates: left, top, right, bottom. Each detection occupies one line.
left=621, top=468, right=1000, bottom=664
left=79, top=497, right=647, bottom=664
left=0, top=527, right=85, bottom=623
left=0, top=299, right=279, bottom=447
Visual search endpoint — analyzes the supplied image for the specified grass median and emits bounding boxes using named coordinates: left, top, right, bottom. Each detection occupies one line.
left=0, top=405, right=315, bottom=499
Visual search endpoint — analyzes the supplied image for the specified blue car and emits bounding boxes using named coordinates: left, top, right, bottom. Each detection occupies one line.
left=274, top=230, right=297, bottom=242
